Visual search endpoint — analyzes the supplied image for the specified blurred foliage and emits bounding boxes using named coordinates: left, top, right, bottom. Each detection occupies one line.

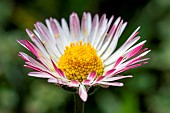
left=0, top=0, right=170, bottom=113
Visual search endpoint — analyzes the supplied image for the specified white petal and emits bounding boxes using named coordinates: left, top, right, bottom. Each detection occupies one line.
left=45, top=19, right=56, bottom=43
left=28, top=72, right=52, bottom=78
left=19, top=52, right=49, bottom=71
left=88, top=14, right=99, bottom=44
left=48, top=78, right=68, bottom=85
left=48, top=78, right=58, bottom=83
left=96, top=17, right=120, bottom=51
left=68, top=80, right=80, bottom=87
left=101, top=22, right=127, bottom=60
left=70, top=12, right=81, bottom=42
left=92, top=14, right=107, bottom=47
left=79, top=85, right=88, bottom=102
left=98, top=82, right=124, bottom=86
left=103, top=75, right=133, bottom=81
left=81, top=12, right=92, bottom=42
left=26, top=29, right=50, bottom=60
left=87, top=71, right=96, bottom=81
left=124, top=40, right=146, bottom=55
left=104, top=36, right=141, bottom=66
left=125, top=26, right=140, bottom=44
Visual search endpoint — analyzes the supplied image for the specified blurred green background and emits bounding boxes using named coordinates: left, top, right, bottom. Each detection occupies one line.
left=0, top=0, right=169, bottom=113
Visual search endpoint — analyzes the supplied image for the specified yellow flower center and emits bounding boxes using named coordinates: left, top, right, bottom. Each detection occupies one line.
left=57, top=41, right=104, bottom=82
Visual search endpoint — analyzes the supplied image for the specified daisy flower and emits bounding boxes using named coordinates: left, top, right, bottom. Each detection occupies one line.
left=18, top=12, right=150, bottom=102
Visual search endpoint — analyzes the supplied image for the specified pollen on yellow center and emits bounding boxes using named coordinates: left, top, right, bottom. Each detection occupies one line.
left=57, top=41, right=104, bottom=82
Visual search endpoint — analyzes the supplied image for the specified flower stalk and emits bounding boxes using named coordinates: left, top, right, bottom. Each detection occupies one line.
left=74, top=93, right=85, bottom=113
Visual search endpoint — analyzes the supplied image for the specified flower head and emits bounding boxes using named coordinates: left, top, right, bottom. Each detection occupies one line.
left=18, top=12, right=150, bottom=102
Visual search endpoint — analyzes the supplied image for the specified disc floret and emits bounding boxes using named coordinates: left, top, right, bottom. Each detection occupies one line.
left=58, top=41, right=104, bottom=82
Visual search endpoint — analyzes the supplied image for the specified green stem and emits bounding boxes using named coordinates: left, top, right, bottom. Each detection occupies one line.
left=74, top=93, right=85, bottom=113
